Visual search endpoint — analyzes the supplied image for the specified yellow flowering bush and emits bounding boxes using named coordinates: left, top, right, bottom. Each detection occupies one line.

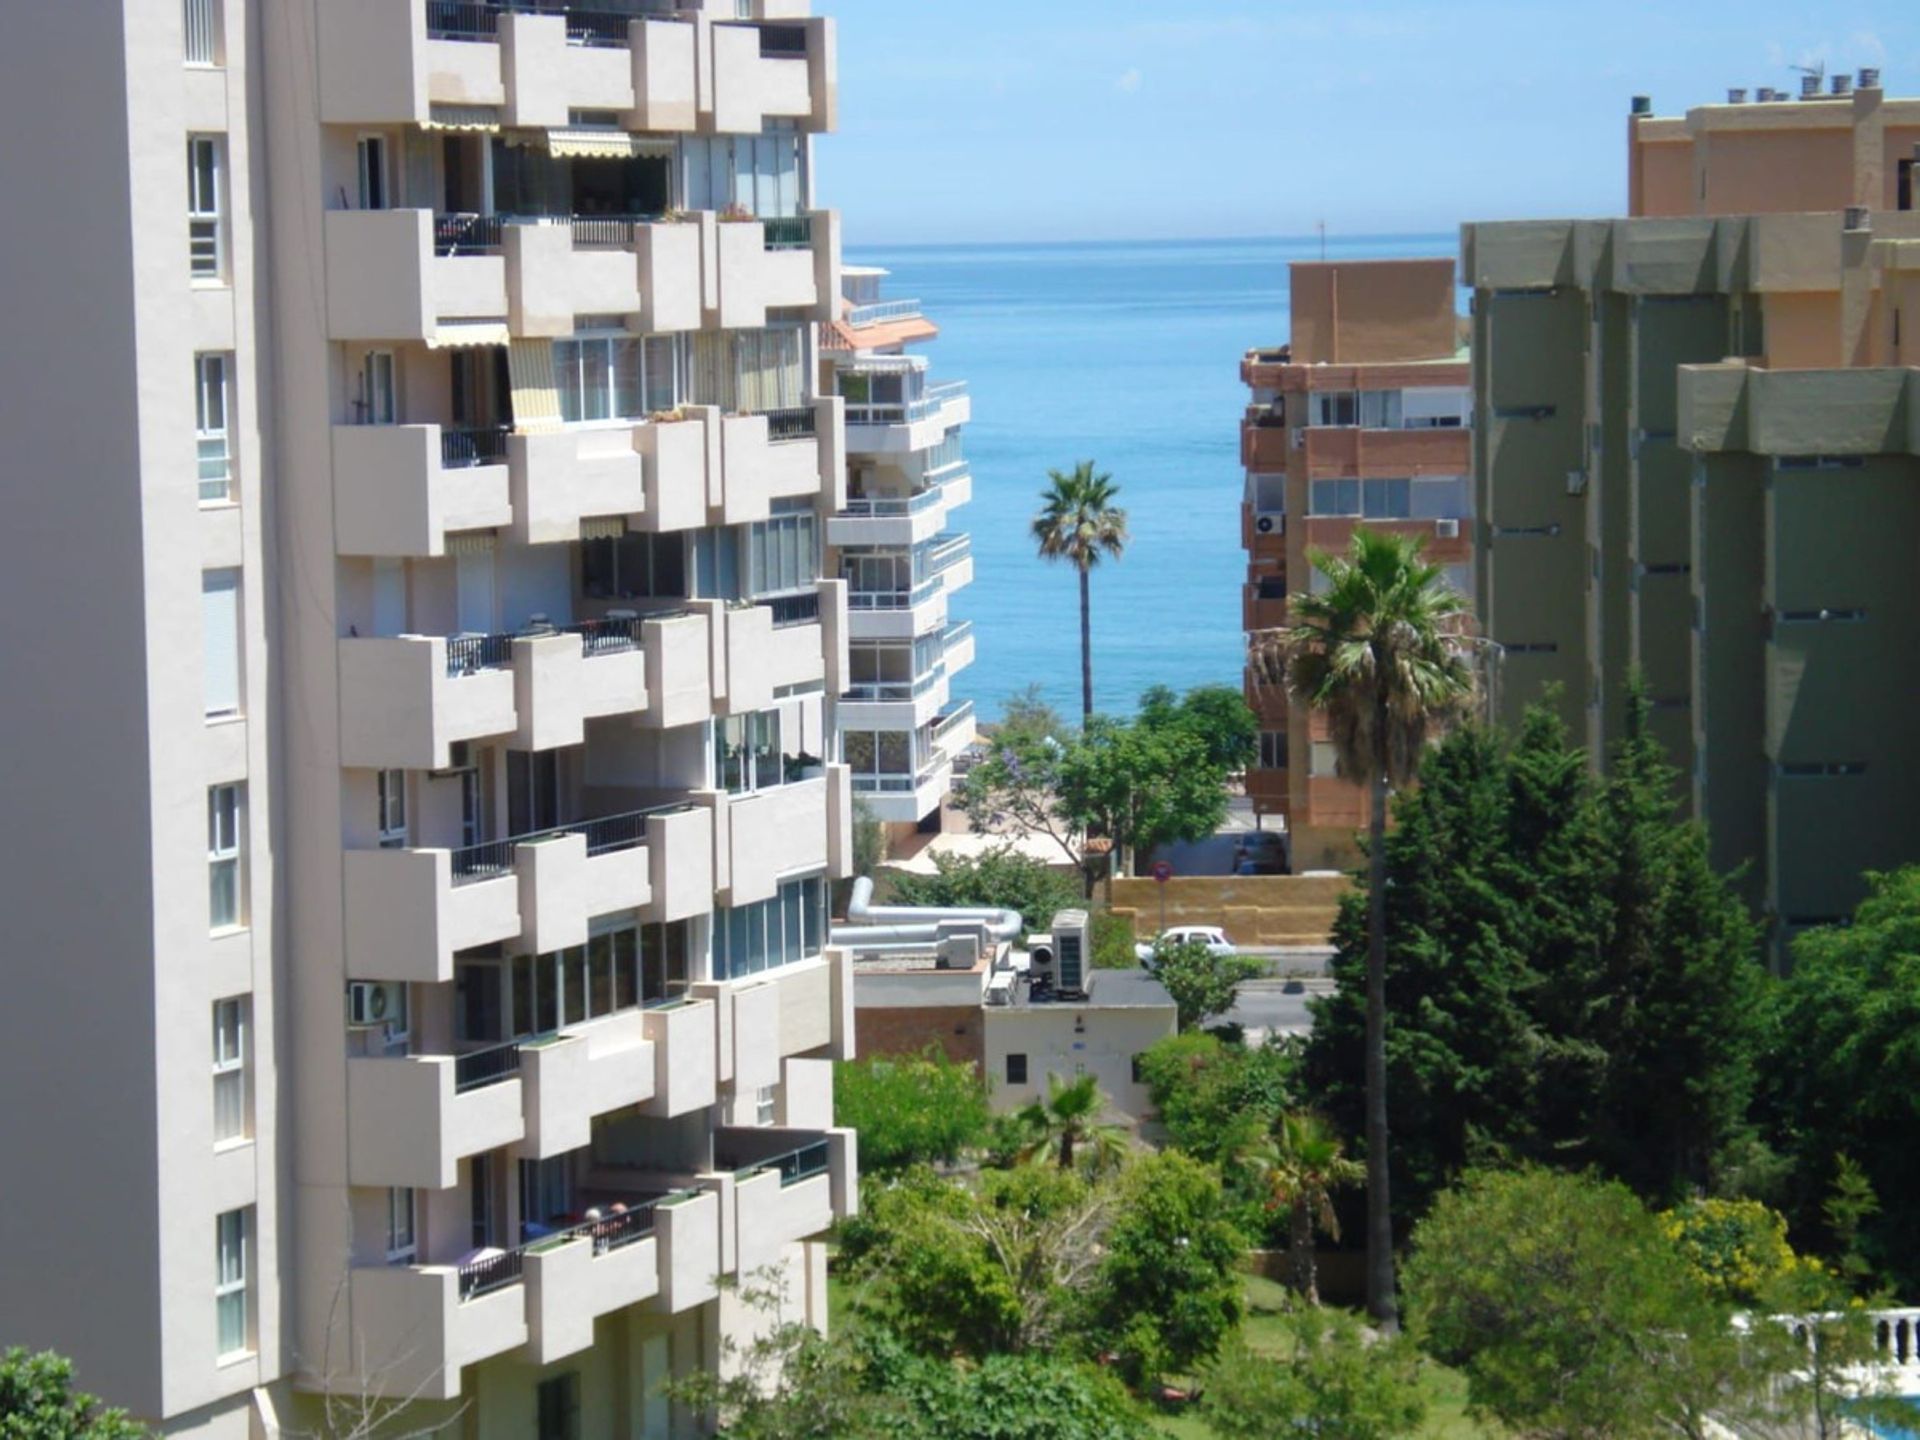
left=1660, top=1198, right=1801, bottom=1305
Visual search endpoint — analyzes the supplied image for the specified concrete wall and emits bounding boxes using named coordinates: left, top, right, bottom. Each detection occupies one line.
left=983, top=1005, right=1174, bottom=1124
left=1289, top=259, right=1457, bottom=364
left=1108, top=875, right=1351, bottom=947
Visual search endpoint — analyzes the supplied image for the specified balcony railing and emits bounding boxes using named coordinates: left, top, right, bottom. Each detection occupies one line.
left=763, top=407, right=817, bottom=442
left=851, top=759, right=946, bottom=795
left=943, top=620, right=973, bottom=649
left=847, top=575, right=942, bottom=611
left=441, top=425, right=512, bottom=469
left=725, top=1139, right=831, bottom=1187
left=757, top=23, right=808, bottom=58
left=442, top=617, right=643, bottom=678
left=845, top=297, right=924, bottom=328
left=760, top=215, right=813, bottom=251
left=843, top=662, right=944, bottom=704
left=454, top=1039, right=523, bottom=1094
left=427, top=2, right=668, bottom=45
left=449, top=803, right=687, bottom=885
left=758, top=591, right=820, bottom=628
left=434, top=212, right=505, bottom=256
left=447, top=632, right=516, bottom=677
left=841, top=484, right=946, bottom=519
left=455, top=1194, right=669, bottom=1303
left=933, top=701, right=975, bottom=746
left=843, top=380, right=967, bottom=428
left=926, top=534, right=970, bottom=576
left=567, top=213, right=665, bottom=249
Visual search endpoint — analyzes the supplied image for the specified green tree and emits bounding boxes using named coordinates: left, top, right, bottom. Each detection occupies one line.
left=1056, top=717, right=1230, bottom=881
left=0, top=1349, right=152, bottom=1440
left=1241, top=1113, right=1364, bottom=1305
left=1136, top=1031, right=1296, bottom=1167
left=1403, top=1168, right=1746, bottom=1440
left=1758, top=867, right=1920, bottom=1292
left=1659, top=1197, right=1801, bottom=1307
left=887, top=844, right=1081, bottom=940
left=1032, top=461, right=1129, bottom=723
left=1752, top=1263, right=1907, bottom=1440
left=1136, top=683, right=1259, bottom=776
left=1018, top=1073, right=1128, bottom=1172
left=1259, top=527, right=1475, bottom=1330
left=835, top=1049, right=990, bottom=1174
left=1200, top=1309, right=1427, bottom=1440
left=1142, top=936, right=1264, bottom=1031
left=1082, top=1152, right=1247, bottom=1389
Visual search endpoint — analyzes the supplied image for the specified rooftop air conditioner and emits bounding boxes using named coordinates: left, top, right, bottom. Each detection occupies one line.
left=347, top=981, right=406, bottom=1030
left=1435, top=518, right=1460, bottom=539
left=1048, top=909, right=1089, bottom=999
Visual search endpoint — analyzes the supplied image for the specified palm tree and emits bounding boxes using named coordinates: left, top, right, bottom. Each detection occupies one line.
left=1251, top=527, right=1474, bottom=1331
left=1016, top=1073, right=1128, bottom=1172
left=1032, top=462, right=1129, bottom=723
left=1241, top=1112, right=1364, bottom=1306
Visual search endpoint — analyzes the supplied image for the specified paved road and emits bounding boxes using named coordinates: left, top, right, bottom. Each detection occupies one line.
left=1223, top=977, right=1334, bottom=1041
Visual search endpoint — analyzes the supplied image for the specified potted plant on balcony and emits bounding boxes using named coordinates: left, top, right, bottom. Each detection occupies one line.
left=785, top=751, right=825, bottom=784
left=718, top=202, right=756, bottom=223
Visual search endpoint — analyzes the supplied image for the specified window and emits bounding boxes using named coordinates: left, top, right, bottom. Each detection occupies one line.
left=1409, top=475, right=1469, bottom=520
left=581, top=531, right=687, bottom=601
left=504, top=919, right=653, bottom=1038
left=203, top=570, right=241, bottom=717
left=1361, top=478, right=1411, bottom=519
left=520, top=1157, right=575, bottom=1238
left=715, top=710, right=782, bottom=794
left=711, top=875, right=826, bottom=981
left=215, top=1208, right=251, bottom=1358
left=386, top=1188, right=417, bottom=1265
left=184, top=0, right=221, bottom=65
left=359, top=352, right=396, bottom=425
left=745, top=503, right=818, bottom=598
left=1131, top=1054, right=1147, bottom=1085
left=188, top=137, right=223, bottom=280
left=756, top=1085, right=778, bottom=1126
left=687, top=328, right=804, bottom=414
left=212, top=998, right=248, bottom=1144
left=537, top=1374, right=580, bottom=1440
left=1006, top=1053, right=1028, bottom=1086
left=196, top=354, right=233, bottom=503
left=1309, top=741, right=1341, bottom=779
left=1258, top=730, right=1288, bottom=770
left=683, top=131, right=803, bottom=218
left=377, top=769, right=408, bottom=848
left=357, top=136, right=390, bottom=210
left=639, top=919, right=693, bottom=1007
left=554, top=334, right=681, bottom=424
left=1307, top=392, right=1357, bottom=427
left=209, top=784, right=244, bottom=930
left=843, top=729, right=913, bottom=788
left=1309, top=479, right=1360, bottom=517
left=1357, top=390, right=1403, bottom=429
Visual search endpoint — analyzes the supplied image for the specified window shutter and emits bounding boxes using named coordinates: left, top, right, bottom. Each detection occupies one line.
left=202, top=570, right=241, bottom=717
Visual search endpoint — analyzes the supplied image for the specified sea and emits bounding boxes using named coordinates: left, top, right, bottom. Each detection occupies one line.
left=845, top=233, right=1457, bottom=723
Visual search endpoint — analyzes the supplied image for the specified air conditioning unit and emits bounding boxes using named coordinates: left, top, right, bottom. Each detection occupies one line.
left=1435, top=518, right=1460, bottom=539
left=1049, top=909, right=1089, bottom=998
left=347, top=981, right=407, bottom=1029
left=1255, top=514, right=1284, bottom=536
left=430, top=740, right=475, bottom=779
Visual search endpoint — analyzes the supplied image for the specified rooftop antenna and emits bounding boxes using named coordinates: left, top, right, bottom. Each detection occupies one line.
left=1318, top=220, right=1326, bottom=261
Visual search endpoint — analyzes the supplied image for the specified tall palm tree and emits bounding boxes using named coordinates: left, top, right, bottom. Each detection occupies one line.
left=1016, top=1073, right=1128, bottom=1172
left=1032, top=463, right=1129, bottom=722
left=1252, top=527, right=1474, bottom=1331
left=1241, top=1112, right=1365, bottom=1306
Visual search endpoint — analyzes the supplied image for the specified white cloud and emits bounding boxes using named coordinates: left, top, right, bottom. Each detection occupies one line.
left=1115, top=67, right=1143, bottom=94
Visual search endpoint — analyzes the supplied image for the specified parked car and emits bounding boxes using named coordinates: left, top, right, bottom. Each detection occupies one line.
left=1235, top=855, right=1286, bottom=877
left=1136, top=925, right=1236, bottom=963
left=1233, top=828, right=1290, bottom=873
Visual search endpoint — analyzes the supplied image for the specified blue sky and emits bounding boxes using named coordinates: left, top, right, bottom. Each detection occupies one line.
left=815, top=1, right=1920, bottom=245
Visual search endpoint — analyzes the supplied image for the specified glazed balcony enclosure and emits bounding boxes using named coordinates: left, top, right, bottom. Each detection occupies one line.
left=825, top=465, right=967, bottom=549
left=839, top=358, right=970, bottom=454
left=316, top=2, right=834, bottom=136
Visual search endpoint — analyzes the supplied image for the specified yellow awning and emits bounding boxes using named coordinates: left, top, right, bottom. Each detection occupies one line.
left=427, top=321, right=511, bottom=350
left=425, top=104, right=503, bottom=132
left=544, top=128, right=677, bottom=160
left=580, top=516, right=628, bottom=542
left=508, top=339, right=563, bottom=433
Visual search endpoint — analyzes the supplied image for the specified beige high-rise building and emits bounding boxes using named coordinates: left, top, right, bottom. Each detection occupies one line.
left=1465, top=69, right=1920, bottom=950
left=0, top=3, right=862, bottom=1435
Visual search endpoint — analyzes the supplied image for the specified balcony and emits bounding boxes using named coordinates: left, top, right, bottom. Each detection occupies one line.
left=1246, top=765, right=1290, bottom=817
left=709, top=774, right=833, bottom=906
left=324, top=209, right=508, bottom=343
left=502, top=216, right=703, bottom=337
left=691, top=949, right=851, bottom=1100
left=826, top=471, right=962, bottom=548
left=521, top=1010, right=657, bottom=1158
left=1241, top=346, right=1293, bottom=389
left=1241, top=500, right=1287, bottom=557
left=851, top=754, right=953, bottom=825
left=840, top=661, right=950, bottom=735
left=318, top=4, right=703, bottom=132
left=709, top=17, right=835, bottom=134
left=342, top=802, right=713, bottom=985
left=843, top=378, right=970, bottom=457
left=1242, top=413, right=1293, bottom=471
left=712, top=582, right=842, bottom=714
left=932, top=700, right=977, bottom=759
left=345, top=1050, right=526, bottom=1190
left=711, top=1128, right=856, bottom=1278
left=716, top=396, right=843, bottom=523
left=845, top=296, right=924, bottom=327
left=333, top=424, right=513, bottom=559
left=342, top=1263, right=526, bottom=1402
left=712, top=210, right=839, bottom=329
left=1244, top=585, right=1289, bottom=633
left=943, top=619, right=976, bottom=676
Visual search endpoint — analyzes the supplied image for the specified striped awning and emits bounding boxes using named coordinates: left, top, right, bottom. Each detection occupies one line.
left=508, top=339, right=563, bottom=433
left=544, top=128, right=676, bottom=160
left=425, top=104, right=503, bottom=132
left=579, top=516, right=628, bottom=542
left=427, top=320, right=511, bottom=350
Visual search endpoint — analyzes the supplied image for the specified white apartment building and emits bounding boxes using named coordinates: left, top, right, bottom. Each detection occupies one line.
left=821, top=268, right=976, bottom=837
left=0, top=3, right=859, bottom=1436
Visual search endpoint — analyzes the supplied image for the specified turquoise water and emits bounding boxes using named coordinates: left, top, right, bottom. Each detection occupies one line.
left=846, top=234, right=1457, bottom=722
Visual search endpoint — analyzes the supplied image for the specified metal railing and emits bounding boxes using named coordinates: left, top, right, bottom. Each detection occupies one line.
left=933, top=701, right=975, bottom=746
left=446, top=633, right=515, bottom=677
left=454, top=1040, right=522, bottom=1093
left=843, top=380, right=967, bottom=428
left=844, top=663, right=943, bottom=704
left=763, top=407, right=817, bottom=442
left=847, top=575, right=941, bottom=611
left=758, top=591, right=820, bottom=628
left=730, top=1139, right=831, bottom=1187
left=427, top=2, right=654, bottom=44
left=449, top=804, right=684, bottom=885
left=758, top=23, right=808, bottom=58
left=562, top=8, right=642, bottom=45
left=845, top=297, right=924, bottom=327
left=456, top=1246, right=524, bottom=1301
left=761, top=215, right=813, bottom=251
left=840, top=484, right=946, bottom=519
left=566, top=615, right=645, bottom=656
left=926, top=534, right=971, bottom=575
left=434, top=212, right=504, bottom=256
left=943, top=620, right=973, bottom=648
left=568, top=213, right=662, bottom=248
left=427, top=1, right=503, bottom=41
left=851, top=760, right=945, bottom=794
left=441, top=425, right=511, bottom=469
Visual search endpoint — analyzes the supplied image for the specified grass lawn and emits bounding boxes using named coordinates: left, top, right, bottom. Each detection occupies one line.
left=1151, top=1276, right=1494, bottom=1439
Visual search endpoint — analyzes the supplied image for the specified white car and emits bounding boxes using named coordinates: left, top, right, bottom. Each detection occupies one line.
left=1136, top=926, right=1236, bottom=963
